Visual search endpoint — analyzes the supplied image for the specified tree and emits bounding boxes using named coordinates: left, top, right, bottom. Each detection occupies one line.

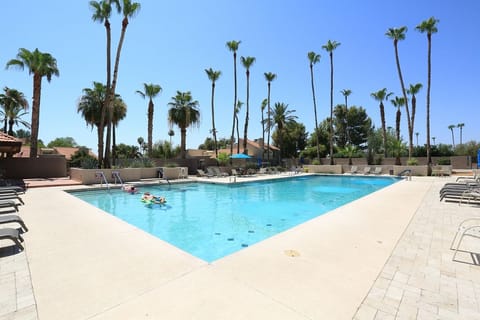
left=371, top=88, right=393, bottom=157
left=0, top=87, right=29, bottom=135
left=260, top=98, right=267, bottom=161
left=240, top=56, right=256, bottom=155
left=111, top=94, right=127, bottom=164
left=272, top=120, right=307, bottom=159
left=406, top=83, right=422, bottom=156
left=137, top=136, right=146, bottom=155
left=89, top=0, right=121, bottom=167
left=167, top=91, right=200, bottom=159
left=235, top=100, right=243, bottom=153
left=264, top=72, right=277, bottom=162
left=457, top=123, right=465, bottom=145
left=386, top=26, right=413, bottom=158
left=416, top=17, right=439, bottom=165
left=47, top=137, right=77, bottom=148
left=322, top=40, right=341, bottom=164
left=415, top=132, right=419, bottom=146
left=340, top=89, right=352, bottom=144
left=333, top=105, right=372, bottom=149
left=104, top=0, right=141, bottom=168
left=226, top=40, right=241, bottom=158
left=205, top=68, right=221, bottom=158
left=271, top=102, right=297, bottom=160
left=168, top=129, right=175, bottom=145
left=6, top=48, right=59, bottom=158
left=136, top=83, right=162, bottom=156
left=448, top=124, right=456, bottom=148
left=308, top=51, right=321, bottom=160
left=390, top=96, right=405, bottom=141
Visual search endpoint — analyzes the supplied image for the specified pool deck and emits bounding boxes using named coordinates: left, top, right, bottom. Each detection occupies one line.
left=1, top=174, right=480, bottom=319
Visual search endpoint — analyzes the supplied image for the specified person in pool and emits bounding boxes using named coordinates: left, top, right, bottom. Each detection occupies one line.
left=141, top=192, right=166, bottom=204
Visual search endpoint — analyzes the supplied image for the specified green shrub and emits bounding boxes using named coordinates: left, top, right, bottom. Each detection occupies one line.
left=437, top=158, right=451, bottom=165
left=312, top=159, right=321, bottom=165
left=407, top=158, right=419, bottom=166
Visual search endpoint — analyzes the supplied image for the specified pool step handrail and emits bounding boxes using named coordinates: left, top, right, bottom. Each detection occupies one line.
left=112, top=171, right=124, bottom=187
left=95, top=171, right=110, bottom=189
left=158, top=168, right=171, bottom=185
left=397, top=169, right=412, bottom=181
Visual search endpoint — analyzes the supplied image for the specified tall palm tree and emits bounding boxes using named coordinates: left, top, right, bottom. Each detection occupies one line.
left=0, top=87, right=29, bottom=134
left=415, top=132, right=419, bottom=146
left=90, top=0, right=120, bottom=167
left=416, top=17, right=439, bottom=165
left=6, top=48, right=59, bottom=158
left=167, top=91, right=200, bottom=159
left=105, top=0, right=141, bottom=168
left=457, top=123, right=465, bottom=146
left=272, top=102, right=297, bottom=160
left=168, top=129, right=175, bottom=145
left=260, top=98, right=267, bottom=161
left=235, top=100, right=243, bottom=153
left=264, top=72, right=277, bottom=162
left=386, top=26, right=412, bottom=158
left=205, top=68, right=221, bottom=158
left=391, top=96, right=405, bottom=141
left=371, top=88, right=393, bottom=157
left=241, top=56, right=256, bottom=155
left=407, top=83, right=422, bottom=156
left=448, top=125, right=456, bottom=148
left=340, top=89, right=352, bottom=144
left=308, top=51, right=321, bottom=161
left=136, top=83, right=162, bottom=156
left=322, top=40, right=341, bottom=165
left=226, top=40, right=241, bottom=157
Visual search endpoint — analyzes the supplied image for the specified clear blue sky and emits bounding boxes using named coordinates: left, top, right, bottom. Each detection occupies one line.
left=1, top=0, right=478, bottom=152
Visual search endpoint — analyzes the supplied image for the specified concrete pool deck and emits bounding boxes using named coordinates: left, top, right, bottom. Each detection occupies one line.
left=1, top=174, right=480, bottom=319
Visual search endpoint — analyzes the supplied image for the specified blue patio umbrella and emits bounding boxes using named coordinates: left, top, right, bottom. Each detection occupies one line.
left=229, top=153, right=252, bottom=159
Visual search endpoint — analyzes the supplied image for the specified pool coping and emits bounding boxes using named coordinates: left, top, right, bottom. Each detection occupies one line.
left=5, top=174, right=479, bottom=319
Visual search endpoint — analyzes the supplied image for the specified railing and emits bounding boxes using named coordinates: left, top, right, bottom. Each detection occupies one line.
left=158, top=168, right=170, bottom=185
left=112, top=171, right=124, bottom=187
left=397, top=169, right=412, bottom=181
left=95, top=171, right=109, bottom=189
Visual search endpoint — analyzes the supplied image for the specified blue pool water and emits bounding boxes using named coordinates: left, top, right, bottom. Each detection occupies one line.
left=69, top=175, right=400, bottom=262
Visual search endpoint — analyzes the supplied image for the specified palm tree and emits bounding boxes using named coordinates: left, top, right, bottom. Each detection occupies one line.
left=308, top=51, right=321, bottom=161
left=416, top=17, right=439, bottom=165
left=370, top=88, right=393, bottom=157
left=205, top=68, right=221, bottom=158
left=432, top=137, right=436, bottom=145
left=167, top=91, right=200, bottom=159
left=386, top=26, right=413, bottom=158
left=340, top=89, right=352, bottom=144
left=264, top=72, right=277, bottom=162
left=448, top=124, right=456, bottom=148
left=235, top=100, right=243, bottom=153
left=240, top=56, right=256, bottom=155
left=136, top=83, right=162, bottom=156
left=272, top=102, right=297, bottom=160
left=322, top=40, right=341, bottom=165
left=137, top=136, right=145, bottom=155
left=77, top=82, right=107, bottom=163
left=226, top=40, right=241, bottom=158
left=415, top=132, right=419, bottom=147
left=6, top=48, right=59, bottom=158
left=260, top=98, right=267, bottom=161
left=391, top=96, right=405, bottom=141
left=406, top=83, right=422, bottom=157
left=104, top=0, right=141, bottom=168
left=457, top=123, right=465, bottom=145
left=90, top=0, right=121, bottom=167
left=0, top=87, right=29, bottom=134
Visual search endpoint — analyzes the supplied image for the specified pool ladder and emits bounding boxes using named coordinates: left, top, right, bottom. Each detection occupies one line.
left=112, top=171, right=124, bottom=187
left=95, top=171, right=110, bottom=189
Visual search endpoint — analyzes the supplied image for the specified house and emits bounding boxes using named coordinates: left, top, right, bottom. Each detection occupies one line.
left=0, top=132, right=22, bottom=158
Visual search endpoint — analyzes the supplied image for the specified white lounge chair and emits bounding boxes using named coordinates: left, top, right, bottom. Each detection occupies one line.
left=363, top=167, right=371, bottom=175
left=451, top=218, right=480, bottom=264
left=349, top=166, right=358, bottom=174
left=373, top=167, right=383, bottom=175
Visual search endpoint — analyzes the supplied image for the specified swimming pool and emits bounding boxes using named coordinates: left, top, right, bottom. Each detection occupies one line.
left=69, top=175, right=400, bottom=262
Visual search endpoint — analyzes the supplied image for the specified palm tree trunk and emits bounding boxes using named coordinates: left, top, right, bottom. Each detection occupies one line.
left=211, top=83, right=218, bottom=158
left=267, top=83, right=271, bottom=163
left=230, top=52, right=237, bottom=159
left=180, top=127, right=187, bottom=159
left=99, top=19, right=112, bottom=168
left=261, top=107, right=265, bottom=162
left=243, top=71, right=250, bottom=154
left=310, top=65, right=320, bottom=160
left=426, top=34, right=432, bottom=165
left=329, top=52, right=334, bottom=165
left=395, top=109, right=401, bottom=141
left=30, top=74, right=42, bottom=158
left=393, top=41, right=413, bottom=158
left=380, top=102, right=388, bottom=158
left=236, top=115, right=240, bottom=153
left=147, top=99, right=154, bottom=155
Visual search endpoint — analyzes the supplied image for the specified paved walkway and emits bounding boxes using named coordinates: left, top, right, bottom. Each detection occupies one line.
left=1, top=176, right=480, bottom=319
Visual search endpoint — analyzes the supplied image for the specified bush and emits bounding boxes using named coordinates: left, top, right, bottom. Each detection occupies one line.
left=312, top=159, right=321, bottom=165
left=407, top=158, right=419, bottom=166
left=437, top=158, right=451, bottom=165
